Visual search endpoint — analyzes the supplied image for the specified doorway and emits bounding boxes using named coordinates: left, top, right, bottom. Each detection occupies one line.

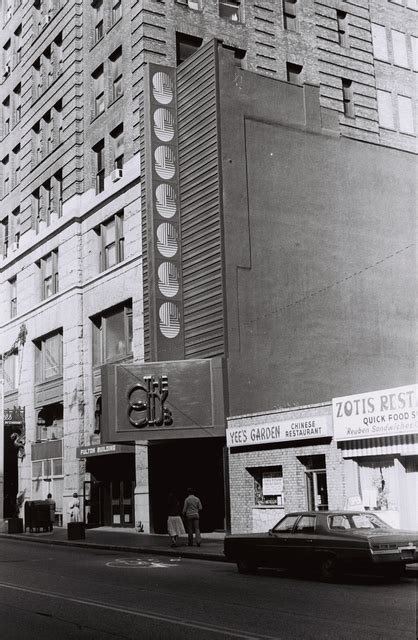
left=85, top=453, right=135, bottom=527
left=298, top=454, right=329, bottom=511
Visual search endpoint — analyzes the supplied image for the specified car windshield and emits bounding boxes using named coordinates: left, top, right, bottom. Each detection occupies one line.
left=328, top=513, right=391, bottom=531
left=272, top=515, right=299, bottom=533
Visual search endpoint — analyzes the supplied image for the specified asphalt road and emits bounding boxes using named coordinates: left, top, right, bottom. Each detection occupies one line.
left=0, top=539, right=415, bottom=640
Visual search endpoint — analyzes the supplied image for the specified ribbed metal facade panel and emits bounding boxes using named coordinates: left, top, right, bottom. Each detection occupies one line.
left=177, top=42, right=225, bottom=360
left=339, top=434, right=418, bottom=458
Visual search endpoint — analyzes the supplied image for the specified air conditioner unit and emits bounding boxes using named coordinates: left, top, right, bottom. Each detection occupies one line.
left=43, top=14, right=51, bottom=26
left=4, top=63, right=10, bottom=78
left=111, top=168, right=123, bottom=182
left=188, top=0, right=200, bottom=8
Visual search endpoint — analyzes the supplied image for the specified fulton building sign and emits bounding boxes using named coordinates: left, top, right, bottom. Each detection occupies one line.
left=332, top=383, right=418, bottom=441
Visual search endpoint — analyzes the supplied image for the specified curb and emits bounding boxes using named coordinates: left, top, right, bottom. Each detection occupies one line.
left=0, top=533, right=228, bottom=563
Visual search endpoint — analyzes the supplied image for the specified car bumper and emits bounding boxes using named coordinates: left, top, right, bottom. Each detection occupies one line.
left=370, top=547, right=417, bottom=565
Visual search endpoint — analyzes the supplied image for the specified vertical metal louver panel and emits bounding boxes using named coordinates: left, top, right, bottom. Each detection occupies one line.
left=177, top=42, right=225, bottom=359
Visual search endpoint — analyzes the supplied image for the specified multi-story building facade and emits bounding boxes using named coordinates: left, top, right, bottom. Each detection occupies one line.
left=0, top=1, right=416, bottom=532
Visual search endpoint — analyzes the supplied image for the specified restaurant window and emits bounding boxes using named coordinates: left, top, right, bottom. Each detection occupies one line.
left=39, top=249, right=59, bottom=299
left=3, top=349, right=18, bottom=393
left=94, top=139, right=105, bottom=193
left=9, top=276, right=17, bottom=318
left=34, top=331, right=63, bottom=381
left=250, top=467, right=283, bottom=506
left=283, top=0, right=297, bottom=31
left=97, top=211, right=124, bottom=270
left=92, top=300, right=133, bottom=365
left=286, top=62, right=302, bottom=84
left=110, top=47, right=123, bottom=102
left=176, top=32, right=203, bottom=65
left=92, top=64, right=105, bottom=117
left=342, top=78, right=354, bottom=117
left=219, top=0, right=241, bottom=22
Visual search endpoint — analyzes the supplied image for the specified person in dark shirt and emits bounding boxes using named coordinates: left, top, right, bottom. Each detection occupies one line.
left=182, top=488, right=202, bottom=547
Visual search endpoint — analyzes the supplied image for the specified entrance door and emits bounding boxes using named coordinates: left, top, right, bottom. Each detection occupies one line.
left=305, top=470, right=328, bottom=511
left=110, top=480, right=134, bottom=527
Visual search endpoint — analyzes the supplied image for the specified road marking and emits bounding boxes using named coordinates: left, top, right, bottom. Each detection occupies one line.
left=106, top=557, right=179, bottom=568
left=0, top=581, right=281, bottom=640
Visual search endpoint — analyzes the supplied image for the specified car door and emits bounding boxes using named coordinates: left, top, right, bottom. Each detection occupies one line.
left=262, top=514, right=300, bottom=568
left=287, top=515, right=318, bottom=568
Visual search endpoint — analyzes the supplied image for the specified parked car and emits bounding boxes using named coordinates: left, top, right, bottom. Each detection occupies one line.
left=224, top=511, right=418, bottom=581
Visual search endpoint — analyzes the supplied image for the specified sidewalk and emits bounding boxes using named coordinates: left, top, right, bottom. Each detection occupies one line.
left=0, top=526, right=227, bottom=562
left=0, top=526, right=416, bottom=577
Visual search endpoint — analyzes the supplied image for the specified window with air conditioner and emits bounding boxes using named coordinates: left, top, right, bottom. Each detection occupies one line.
left=92, top=300, right=132, bottom=365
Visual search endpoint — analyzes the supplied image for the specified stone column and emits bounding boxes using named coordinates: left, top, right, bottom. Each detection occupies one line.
left=134, top=442, right=150, bottom=532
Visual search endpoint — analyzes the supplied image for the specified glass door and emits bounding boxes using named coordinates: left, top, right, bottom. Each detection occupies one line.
left=110, top=480, right=134, bottom=527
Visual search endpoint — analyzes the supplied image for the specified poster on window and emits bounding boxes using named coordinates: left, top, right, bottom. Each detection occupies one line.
left=262, top=473, right=283, bottom=496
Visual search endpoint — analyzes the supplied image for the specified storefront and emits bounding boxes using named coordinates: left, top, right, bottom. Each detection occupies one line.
left=333, top=383, right=418, bottom=530
left=226, top=403, right=342, bottom=534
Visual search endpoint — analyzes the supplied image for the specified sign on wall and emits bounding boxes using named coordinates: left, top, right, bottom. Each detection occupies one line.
left=226, top=413, right=332, bottom=448
left=332, top=383, right=418, bottom=441
left=101, top=358, right=226, bottom=442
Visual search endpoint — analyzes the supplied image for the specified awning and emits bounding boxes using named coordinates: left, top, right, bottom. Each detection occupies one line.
left=338, top=434, right=417, bottom=458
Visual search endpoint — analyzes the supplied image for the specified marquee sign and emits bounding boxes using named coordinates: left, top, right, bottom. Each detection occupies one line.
left=101, top=358, right=226, bottom=442
left=226, top=413, right=332, bottom=448
left=332, top=383, right=418, bottom=441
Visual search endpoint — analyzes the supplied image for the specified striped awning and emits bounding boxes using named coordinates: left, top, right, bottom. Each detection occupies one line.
left=338, top=434, right=417, bottom=458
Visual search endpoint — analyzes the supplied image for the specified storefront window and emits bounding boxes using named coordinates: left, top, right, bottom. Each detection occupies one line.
left=358, top=457, right=399, bottom=512
left=251, top=467, right=283, bottom=506
left=31, top=457, right=64, bottom=523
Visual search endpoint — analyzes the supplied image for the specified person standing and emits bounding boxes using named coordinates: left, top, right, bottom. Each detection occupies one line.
left=182, top=488, right=202, bottom=547
left=167, top=491, right=185, bottom=547
left=68, top=492, right=80, bottom=522
left=46, top=493, right=56, bottom=531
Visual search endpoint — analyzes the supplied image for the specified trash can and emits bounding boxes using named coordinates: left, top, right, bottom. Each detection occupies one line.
left=67, top=522, right=85, bottom=540
left=24, top=501, right=51, bottom=533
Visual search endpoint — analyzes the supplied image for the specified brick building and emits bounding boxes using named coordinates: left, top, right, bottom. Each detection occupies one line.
left=0, top=1, right=416, bottom=532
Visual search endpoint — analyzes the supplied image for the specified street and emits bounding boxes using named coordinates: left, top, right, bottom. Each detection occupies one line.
left=0, top=539, right=416, bottom=639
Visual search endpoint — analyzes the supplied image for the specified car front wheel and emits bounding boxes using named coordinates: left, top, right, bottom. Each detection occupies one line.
left=237, top=559, right=257, bottom=574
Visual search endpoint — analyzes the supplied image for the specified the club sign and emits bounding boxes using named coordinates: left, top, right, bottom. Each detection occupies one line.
left=127, top=375, right=173, bottom=428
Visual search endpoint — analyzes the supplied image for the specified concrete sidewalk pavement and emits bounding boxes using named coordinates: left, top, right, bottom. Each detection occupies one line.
left=0, top=526, right=227, bottom=562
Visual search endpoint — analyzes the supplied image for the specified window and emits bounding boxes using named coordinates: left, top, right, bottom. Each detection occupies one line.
left=92, top=301, right=133, bottom=365
left=110, top=47, right=123, bottom=101
left=33, top=121, right=42, bottom=164
left=112, top=0, right=122, bottom=24
left=94, top=139, right=105, bottom=193
left=376, top=89, right=394, bottom=129
left=34, top=58, right=43, bottom=99
left=44, top=110, right=53, bottom=154
left=1, top=215, right=9, bottom=257
left=398, top=95, right=414, bottom=134
left=44, top=45, right=54, bottom=88
left=176, top=32, right=203, bottom=65
left=32, top=453, right=64, bottom=520
left=12, top=145, right=20, bottom=189
left=295, top=515, right=316, bottom=534
left=54, top=99, right=63, bottom=146
left=2, top=96, right=10, bottom=137
left=412, top=36, right=418, bottom=72
left=98, top=211, right=124, bottom=270
left=342, top=78, right=354, bottom=117
left=392, top=30, right=408, bottom=68
left=35, top=331, right=63, bottom=380
left=9, top=276, right=17, bottom=318
left=54, top=33, right=63, bottom=76
left=54, top=169, right=63, bottom=216
left=272, top=514, right=299, bottom=533
left=219, top=0, right=241, bottom=21
left=39, top=250, right=59, bottom=299
left=4, top=0, right=12, bottom=23
left=283, top=0, right=297, bottom=31
left=3, top=349, right=18, bottom=392
left=93, top=64, right=104, bottom=116
left=251, top=467, right=283, bottom=506
left=33, top=187, right=43, bottom=225
left=3, top=39, right=11, bottom=78
left=371, top=24, right=388, bottom=62
left=12, top=206, right=20, bottom=247
left=36, top=403, right=63, bottom=442
left=93, top=0, right=104, bottom=43
left=13, top=84, right=21, bottom=125
left=336, top=10, right=348, bottom=47
left=286, top=62, right=302, bottom=84
left=2, top=155, right=10, bottom=196
left=110, top=123, right=124, bottom=170
left=14, top=24, right=22, bottom=66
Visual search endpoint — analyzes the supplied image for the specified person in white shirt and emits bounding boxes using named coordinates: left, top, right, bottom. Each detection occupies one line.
left=182, top=488, right=202, bottom=547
